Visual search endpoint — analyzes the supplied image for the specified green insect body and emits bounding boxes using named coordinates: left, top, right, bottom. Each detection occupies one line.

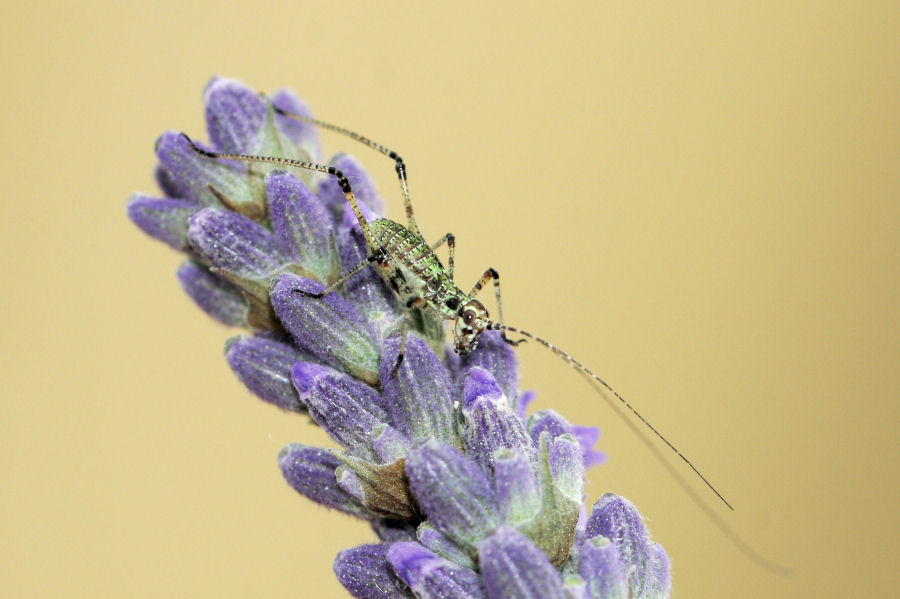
left=367, top=218, right=491, bottom=354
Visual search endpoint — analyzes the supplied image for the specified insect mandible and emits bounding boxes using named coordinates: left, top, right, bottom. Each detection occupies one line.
left=182, top=103, right=733, bottom=512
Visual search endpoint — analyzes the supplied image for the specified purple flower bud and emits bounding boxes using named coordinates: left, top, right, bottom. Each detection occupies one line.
left=462, top=368, right=533, bottom=472
left=380, top=333, right=457, bottom=446
left=225, top=335, right=307, bottom=411
left=126, top=194, right=197, bottom=250
left=291, top=361, right=403, bottom=461
left=278, top=444, right=368, bottom=518
left=585, top=494, right=670, bottom=598
left=493, top=449, right=541, bottom=526
left=457, top=330, right=519, bottom=406
left=478, top=527, right=566, bottom=599
left=155, top=130, right=254, bottom=209
left=187, top=207, right=287, bottom=277
left=548, top=434, right=584, bottom=504
left=318, top=153, right=382, bottom=218
left=526, top=433, right=580, bottom=567
left=580, top=536, right=628, bottom=599
left=155, top=164, right=185, bottom=198
left=266, top=170, right=336, bottom=281
left=334, top=543, right=412, bottom=599
left=462, top=366, right=504, bottom=404
left=387, top=542, right=485, bottom=599
left=203, top=77, right=268, bottom=154
left=405, top=440, right=500, bottom=552
left=528, top=409, right=571, bottom=444
left=643, top=543, right=671, bottom=599
left=416, top=522, right=475, bottom=569
left=270, top=274, right=380, bottom=385
left=176, top=260, right=247, bottom=326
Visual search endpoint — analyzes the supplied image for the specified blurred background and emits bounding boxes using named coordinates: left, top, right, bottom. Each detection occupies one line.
left=2, top=2, right=897, bottom=597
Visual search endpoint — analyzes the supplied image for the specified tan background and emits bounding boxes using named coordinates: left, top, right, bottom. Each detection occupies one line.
left=2, top=2, right=897, bottom=597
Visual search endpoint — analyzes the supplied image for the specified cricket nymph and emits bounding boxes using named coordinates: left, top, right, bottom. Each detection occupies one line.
left=181, top=104, right=734, bottom=513
left=368, top=217, right=491, bottom=355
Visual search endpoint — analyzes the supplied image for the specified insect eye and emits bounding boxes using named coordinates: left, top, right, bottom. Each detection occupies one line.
left=463, top=310, right=475, bottom=325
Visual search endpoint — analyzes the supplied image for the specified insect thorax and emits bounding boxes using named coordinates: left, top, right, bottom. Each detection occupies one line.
left=368, top=218, right=466, bottom=320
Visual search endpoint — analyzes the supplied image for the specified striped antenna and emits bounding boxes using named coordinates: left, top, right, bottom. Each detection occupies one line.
left=491, top=322, right=734, bottom=511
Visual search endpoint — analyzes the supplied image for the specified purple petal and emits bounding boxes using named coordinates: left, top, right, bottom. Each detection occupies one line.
left=291, top=361, right=402, bottom=461
left=334, top=543, right=412, bottom=599
left=478, top=527, right=566, bottom=599
left=155, top=130, right=255, bottom=208
left=516, top=389, right=537, bottom=420
left=529, top=410, right=606, bottom=471
left=493, top=449, right=540, bottom=526
left=579, top=536, right=628, bottom=599
left=127, top=194, right=197, bottom=250
left=187, top=207, right=287, bottom=277
left=225, top=335, right=307, bottom=412
left=203, top=76, right=267, bottom=154
left=457, top=330, right=519, bottom=407
left=380, top=333, right=457, bottom=446
left=270, top=274, right=380, bottom=385
left=278, top=444, right=368, bottom=517
left=318, top=153, right=382, bottom=218
left=461, top=368, right=533, bottom=473
left=266, top=170, right=336, bottom=280
left=176, top=260, right=247, bottom=326
left=405, top=440, right=500, bottom=552
left=571, top=424, right=607, bottom=468
left=387, top=543, right=485, bottom=599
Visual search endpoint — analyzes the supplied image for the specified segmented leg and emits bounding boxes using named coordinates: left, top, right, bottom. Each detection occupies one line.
left=390, top=315, right=411, bottom=377
left=468, top=268, right=525, bottom=346
left=430, top=233, right=455, bottom=280
left=181, top=134, right=377, bottom=251
left=293, top=255, right=378, bottom=298
left=270, top=105, right=424, bottom=239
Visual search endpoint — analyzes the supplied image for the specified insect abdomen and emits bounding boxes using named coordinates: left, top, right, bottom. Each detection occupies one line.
left=369, top=219, right=456, bottom=312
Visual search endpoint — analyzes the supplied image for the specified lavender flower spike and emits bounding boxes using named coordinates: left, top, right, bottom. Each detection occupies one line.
left=128, top=76, right=672, bottom=598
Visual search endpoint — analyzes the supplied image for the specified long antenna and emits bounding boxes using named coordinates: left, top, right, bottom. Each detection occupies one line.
left=492, top=322, right=734, bottom=511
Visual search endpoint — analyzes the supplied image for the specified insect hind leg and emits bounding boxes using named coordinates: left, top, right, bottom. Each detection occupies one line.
left=270, top=104, right=424, bottom=238
left=430, top=233, right=455, bottom=280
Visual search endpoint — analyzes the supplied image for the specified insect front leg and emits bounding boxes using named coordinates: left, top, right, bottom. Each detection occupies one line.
left=430, top=233, right=455, bottom=280
left=292, top=253, right=381, bottom=298
left=468, top=268, right=526, bottom=346
left=388, top=295, right=427, bottom=378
